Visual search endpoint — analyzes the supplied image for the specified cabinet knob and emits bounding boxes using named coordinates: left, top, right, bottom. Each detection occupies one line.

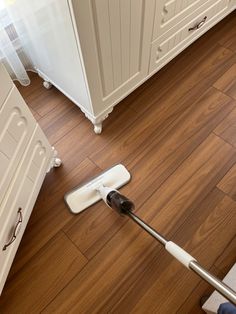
left=189, top=16, right=207, bottom=32
left=3, top=208, right=23, bottom=251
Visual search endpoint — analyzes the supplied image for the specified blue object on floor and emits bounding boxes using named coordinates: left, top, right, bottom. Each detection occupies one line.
left=218, top=302, right=236, bottom=314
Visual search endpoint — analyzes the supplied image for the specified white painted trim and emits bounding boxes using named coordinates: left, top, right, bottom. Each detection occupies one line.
left=67, top=0, right=94, bottom=116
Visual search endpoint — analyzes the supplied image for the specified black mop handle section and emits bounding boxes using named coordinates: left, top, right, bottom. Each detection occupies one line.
left=126, top=210, right=236, bottom=305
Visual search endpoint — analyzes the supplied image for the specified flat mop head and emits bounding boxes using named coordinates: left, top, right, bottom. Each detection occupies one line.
left=64, top=164, right=131, bottom=214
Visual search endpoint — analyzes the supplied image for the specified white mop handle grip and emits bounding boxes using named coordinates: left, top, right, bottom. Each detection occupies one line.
left=165, top=241, right=196, bottom=269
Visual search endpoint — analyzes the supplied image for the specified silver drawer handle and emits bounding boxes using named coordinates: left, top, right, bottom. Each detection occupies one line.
left=3, top=208, right=23, bottom=251
left=189, top=16, right=207, bottom=32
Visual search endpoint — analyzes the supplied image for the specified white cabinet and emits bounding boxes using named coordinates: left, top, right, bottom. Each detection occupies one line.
left=0, top=63, right=61, bottom=295
left=20, top=0, right=235, bottom=133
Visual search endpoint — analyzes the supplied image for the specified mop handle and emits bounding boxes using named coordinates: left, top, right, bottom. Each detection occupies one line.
left=126, top=210, right=236, bottom=305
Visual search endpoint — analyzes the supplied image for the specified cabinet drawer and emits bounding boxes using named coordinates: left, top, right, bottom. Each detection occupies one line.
left=0, top=125, right=52, bottom=294
left=150, top=0, right=229, bottom=74
left=0, top=86, right=36, bottom=205
left=0, top=63, right=13, bottom=108
left=152, top=0, right=228, bottom=41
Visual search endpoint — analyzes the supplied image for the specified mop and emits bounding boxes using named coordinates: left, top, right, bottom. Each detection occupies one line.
left=65, top=164, right=236, bottom=305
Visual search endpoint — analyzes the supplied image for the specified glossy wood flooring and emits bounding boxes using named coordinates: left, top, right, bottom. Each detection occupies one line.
left=1, top=12, right=236, bottom=314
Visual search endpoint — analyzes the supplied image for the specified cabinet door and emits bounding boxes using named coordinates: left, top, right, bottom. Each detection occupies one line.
left=0, top=87, right=36, bottom=205
left=70, top=0, right=155, bottom=115
left=0, top=125, right=52, bottom=295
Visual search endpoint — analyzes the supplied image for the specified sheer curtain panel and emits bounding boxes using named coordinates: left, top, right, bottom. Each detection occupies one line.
left=0, top=0, right=34, bottom=85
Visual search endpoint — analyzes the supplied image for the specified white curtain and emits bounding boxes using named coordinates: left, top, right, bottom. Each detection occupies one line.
left=0, top=0, right=34, bottom=85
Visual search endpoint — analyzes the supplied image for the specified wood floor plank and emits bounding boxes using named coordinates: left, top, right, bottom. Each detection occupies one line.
left=218, top=12, right=236, bottom=52
left=127, top=91, right=235, bottom=207
left=0, top=232, right=87, bottom=313
left=214, top=64, right=236, bottom=100
left=37, top=98, right=84, bottom=145
left=42, top=135, right=236, bottom=313
left=128, top=42, right=235, bottom=115
left=91, top=87, right=234, bottom=169
left=7, top=158, right=100, bottom=278
left=43, top=217, right=157, bottom=314
left=29, top=106, right=41, bottom=121
left=214, top=236, right=236, bottom=275
left=191, top=12, right=236, bottom=56
left=204, top=11, right=236, bottom=48
left=30, top=158, right=101, bottom=224
left=27, top=86, right=69, bottom=117
left=63, top=199, right=126, bottom=260
left=135, top=134, right=236, bottom=231
left=52, top=101, right=141, bottom=174
left=217, top=163, right=236, bottom=200
left=214, top=107, right=236, bottom=147
left=220, top=34, right=236, bottom=53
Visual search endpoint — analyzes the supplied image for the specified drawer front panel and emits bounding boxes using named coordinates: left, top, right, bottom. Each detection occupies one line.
left=152, top=0, right=228, bottom=41
left=0, top=125, right=52, bottom=294
left=150, top=0, right=229, bottom=74
left=0, top=87, right=36, bottom=205
left=0, top=63, right=13, bottom=108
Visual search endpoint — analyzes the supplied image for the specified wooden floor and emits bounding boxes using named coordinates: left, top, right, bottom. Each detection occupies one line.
left=1, top=12, right=236, bottom=314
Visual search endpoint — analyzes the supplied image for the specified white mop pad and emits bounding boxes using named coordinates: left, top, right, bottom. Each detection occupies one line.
left=65, top=164, right=131, bottom=214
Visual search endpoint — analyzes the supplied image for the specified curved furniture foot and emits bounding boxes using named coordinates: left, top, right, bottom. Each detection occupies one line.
left=53, top=157, right=62, bottom=168
left=94, top=123, right=102, bottom=134
left=47, top=147, right=62, bottom=172
left=43, top=81, right=52, bottom=89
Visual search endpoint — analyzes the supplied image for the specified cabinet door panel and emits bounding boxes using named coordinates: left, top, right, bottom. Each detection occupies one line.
left=71, top=0, right=155, bottom=115
left=0, top=87, right=36, bottom=206
left=120, top=0, right=131, bottom=83
left=129, top=0, right=143, bottom=77
left=92, top=0, right=145, bottom=95
left=0, top=125, right=52, bottom=295
left=93, top=0, right=114, bottom=96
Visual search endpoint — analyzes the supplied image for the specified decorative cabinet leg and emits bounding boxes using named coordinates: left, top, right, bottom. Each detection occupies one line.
left=47, top=147, right=62, bottom=172
left=53, top=157, right=62, bottom=168
left=80, top=106, right=113, bottom=134
left=94, top=123, right=102, bottom=134
left=43, top=81, right=52, bottom=89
